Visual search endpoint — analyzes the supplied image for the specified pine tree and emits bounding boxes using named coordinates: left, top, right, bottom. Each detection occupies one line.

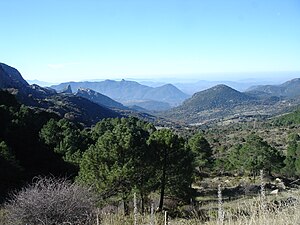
left=188, top=133, right=214, bottom=172
left=147, top=129, right=194, bottom=211
left=77, top=117, right=154, bottom=214
left=239, top=134, right=283, bottom=179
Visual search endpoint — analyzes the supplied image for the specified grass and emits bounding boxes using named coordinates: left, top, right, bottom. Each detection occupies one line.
left=98, top=189, right=300, bottom=225
left=1, top=186, right=299, bottom=224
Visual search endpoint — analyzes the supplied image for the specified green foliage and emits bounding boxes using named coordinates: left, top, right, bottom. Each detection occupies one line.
left=219, top=134, right=284, bottom=177
left=0, top=92, right=77, bottom=200
left=40, top=118, right=90, bottom=165
left=273, top=109, right=300, bottom=126
left=0, top=106, right=13, bottom=139
left=220, top=144, right=243, bottom=174
left=147, top=129, right=194, bottom=210
left=39, top=94, right=120, bottom=126
left=78, top=119, right=194, bottom=211
left=0, top=141, right=22, bottom=198
left=188, top=133, right=214, bottom=171
left=77, top=117, right=155, bottom=212
left=239, top=134, right=284, bottom=177
left=0, top=90, right=19, bottom=108
left=163, top=84, right=256, bottom=123
left=0, top=141, right=21, bottom=170
left=39, top=118, right=62, bottom=147
left=282, top=133, right=300, bottom=177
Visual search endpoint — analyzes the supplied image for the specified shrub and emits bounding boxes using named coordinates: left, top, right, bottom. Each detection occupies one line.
left=5, top=177, right=96, bottom=225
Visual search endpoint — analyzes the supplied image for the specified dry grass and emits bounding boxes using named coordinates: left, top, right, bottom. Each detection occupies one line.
left=98, top=189, right=300, bottom=225
left=1, top=188, right=300, bottom=225
left=99, top=213, right=166, bottom=225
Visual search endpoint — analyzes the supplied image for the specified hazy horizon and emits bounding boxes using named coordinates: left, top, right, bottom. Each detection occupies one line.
left=26, top=71, right=300, bottom=86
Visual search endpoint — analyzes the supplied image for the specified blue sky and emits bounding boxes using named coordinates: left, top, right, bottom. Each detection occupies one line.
left=0, top=0, right=299, bottom=83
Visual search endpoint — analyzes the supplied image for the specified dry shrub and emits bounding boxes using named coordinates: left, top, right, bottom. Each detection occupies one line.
left=4, top=177, right=96, bottom=225
left=0, top=207, right=7, bottom=225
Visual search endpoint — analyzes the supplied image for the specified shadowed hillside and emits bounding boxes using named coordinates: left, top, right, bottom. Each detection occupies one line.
left=0, top=63, right=120, bottom=126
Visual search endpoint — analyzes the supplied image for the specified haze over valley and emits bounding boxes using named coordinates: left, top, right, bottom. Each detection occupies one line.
left=2, top=62, right=300, bottom=126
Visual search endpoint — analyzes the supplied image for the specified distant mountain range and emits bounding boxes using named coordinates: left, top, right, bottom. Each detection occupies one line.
left=27, top=79, right=57, bottom=87
left=162, top=78, right=300, bottom=124
left=51, top=80, right=189, bottom=111
left=3, top=62, right=300, bottom=126
left=246, top=78, right=300, bottom=99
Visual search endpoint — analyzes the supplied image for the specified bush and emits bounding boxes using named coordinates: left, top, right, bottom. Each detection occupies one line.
left=5, top=177, right=96, bottom=225
left=0, top=207, right=7, bottom=225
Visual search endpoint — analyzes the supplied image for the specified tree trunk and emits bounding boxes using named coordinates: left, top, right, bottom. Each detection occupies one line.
left=158, top=149, right=167, bottom=211
left=123, top=198, right=129, bottom=215
left=141, top=193, right=145, bottom=214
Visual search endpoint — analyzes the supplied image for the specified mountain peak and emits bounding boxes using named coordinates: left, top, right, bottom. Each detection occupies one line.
left=191, top=84, right=239, bottom=98
left=0, top=63, right=29, bottom=89
left=160, top=83, right=178, bottom=89
left=211, top=84, right=234, bottom=91
left=162, top=83, right=256, bottom=123
left=182, top=84, right=255, bottom=111
left=214, top=84, right=231, bottom=88
left=60, top=84, right=73, bottom=94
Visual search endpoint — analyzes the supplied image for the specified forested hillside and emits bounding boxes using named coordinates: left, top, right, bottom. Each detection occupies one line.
left=0, top=91, right=77, bottom=200
left=0, top=63, right=120, bottom=126
left=162, top=82, right=300, bottom=124
left=273, top=109, right=300, bottom=126
left=2, top=86, right=300, bottom=224
left=247, top=78, right=300, bottom=98
left=2, top=63, right=300, bottom=224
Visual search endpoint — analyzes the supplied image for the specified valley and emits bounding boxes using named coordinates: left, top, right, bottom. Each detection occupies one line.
left=46, top=72, right=300, bottom=127
left=2, top=1, right=299, bottom=223
left=1, top=62, right=300, bottom=224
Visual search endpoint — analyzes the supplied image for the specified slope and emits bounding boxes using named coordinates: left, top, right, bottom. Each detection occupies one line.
left=246, top=78, right=300, bottom=98
left=0, top=63, right=119, bottom=125
left=75, top=88, right=126, bottom=109
left=162, top=84, right=259, bottom=124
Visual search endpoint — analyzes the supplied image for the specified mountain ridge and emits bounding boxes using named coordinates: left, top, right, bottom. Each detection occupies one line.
left=51, top=79, right=189, bottom=108
left=0, top=63, right=29, bottom=89
left=161, top=82, right=300, bottom=124
left=0, top=63, right=120, bottom=125
left=75, top=88, right=126, bottom=110
left=246, top=77, right=300, bottom=98
left=182, top=84, right=256, bottom=111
